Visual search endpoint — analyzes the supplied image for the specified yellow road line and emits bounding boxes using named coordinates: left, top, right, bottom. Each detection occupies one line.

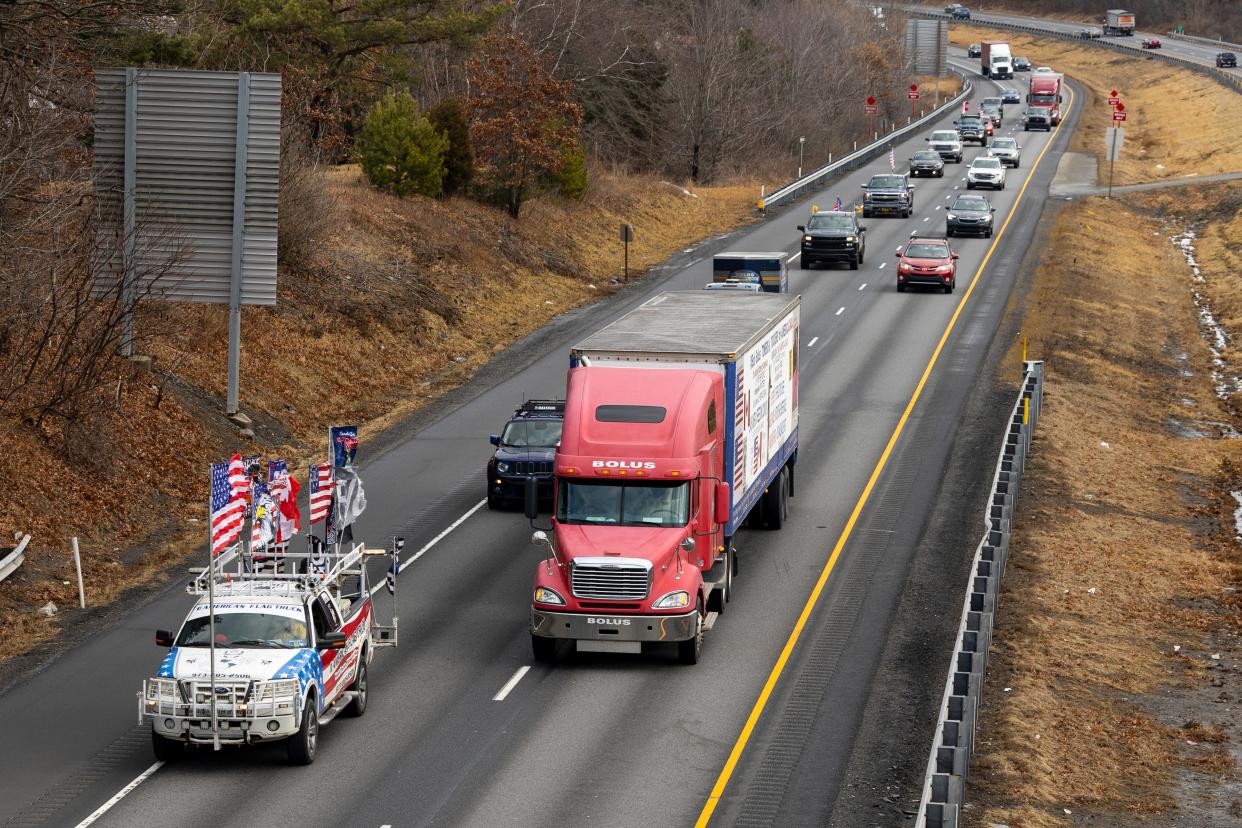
left=694, top=82, right=1077, bottom=827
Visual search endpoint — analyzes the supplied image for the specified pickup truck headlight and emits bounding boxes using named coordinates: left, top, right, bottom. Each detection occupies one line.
left=653, top=590, right=690, bottom=609
left=496, top=461, right=510, bottom=473
left=845, top=235, right=856, bottom=243
left=803, top=235, right=812, bottom=242
left=898, top=193, right=909, bottom=200
left=534, top=586, right=565, bottom=606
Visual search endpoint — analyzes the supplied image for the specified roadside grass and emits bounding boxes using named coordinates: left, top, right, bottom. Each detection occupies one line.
left=950, top=26, right=1242, bottom=185
left=0, top=169, right=756, bottom=666
left=968, top=189, right=1242, bottom=826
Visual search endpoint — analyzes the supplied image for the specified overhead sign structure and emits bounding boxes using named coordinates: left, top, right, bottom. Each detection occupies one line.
left=93, top=68, right=281, bottom=416
left=906, top=18, right=949, bottom=78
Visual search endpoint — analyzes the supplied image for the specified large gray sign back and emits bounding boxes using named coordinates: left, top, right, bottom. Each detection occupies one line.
left=93, top=68, right=280, bottom=305
left=906, top=18, right=949, bottom=76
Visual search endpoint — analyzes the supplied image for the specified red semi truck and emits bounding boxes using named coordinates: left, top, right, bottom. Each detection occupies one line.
left=1027, top=73, right=1063, bottom=126
left=527, top=291, right=800, bottom=664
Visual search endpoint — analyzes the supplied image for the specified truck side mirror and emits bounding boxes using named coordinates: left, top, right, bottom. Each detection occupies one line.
left=894, top=250, right=903, bottom=257
left=318, top=631, right=347, bottom=651
left=489, top=434, right=500, bottom=446
left=859, top=184, right=867, bottom=189
left=796, top=225, right=805, bottom=231
left=713, top=483, right=731, bottom=525
left=524, top=476, right=539, bottom=520
left=155, top=629, right=173, bottom=647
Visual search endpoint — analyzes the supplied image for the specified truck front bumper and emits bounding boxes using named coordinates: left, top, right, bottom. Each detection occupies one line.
left=531, top=608, right=699, bottom=643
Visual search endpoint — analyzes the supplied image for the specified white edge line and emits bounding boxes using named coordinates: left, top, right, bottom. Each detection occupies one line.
left=369, top=498, right=488, bottom=597
left=807, top=336, right=820, bottom=347
left=74, top=761, right=163, bottom=828
left=788, top=251, right=801, bottom=262
left=493, top=666, right=532, bottom=701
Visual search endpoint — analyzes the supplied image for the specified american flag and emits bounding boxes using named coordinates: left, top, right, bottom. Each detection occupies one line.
left=833, top=196, right=843, bottom=211
left=210, top=460, right=246, bottom=555
left=227, top=453, right=248, bottom=501
left=308, top=463, right=333, bottom=524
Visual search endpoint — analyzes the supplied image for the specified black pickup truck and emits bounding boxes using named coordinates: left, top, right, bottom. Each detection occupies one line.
left=861, top=173, right=915, bottom=218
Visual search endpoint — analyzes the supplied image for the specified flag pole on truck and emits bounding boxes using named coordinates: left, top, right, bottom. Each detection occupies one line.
left=206, top=467, right=220, bottom=751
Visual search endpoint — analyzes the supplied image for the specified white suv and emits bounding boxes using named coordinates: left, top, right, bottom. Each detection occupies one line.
left=925, top=130, right=964, bottom=163
left=966, top=157, right=1007, bottom=190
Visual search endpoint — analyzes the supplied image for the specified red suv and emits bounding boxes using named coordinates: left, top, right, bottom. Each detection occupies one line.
left=896, top=235, right=960, bottom=294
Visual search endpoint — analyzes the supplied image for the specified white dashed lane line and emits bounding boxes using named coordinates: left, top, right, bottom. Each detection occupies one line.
left=807, top=336, right=820, bottom=347
left=879, top=262, right=887, bottom=269
left=835, top=307, right=845, bottom=316
left=858, top=283, right=867, bottom=290
left=493, top=666, right=531, bottom=701
left=923, top=217, right=930, bottom=222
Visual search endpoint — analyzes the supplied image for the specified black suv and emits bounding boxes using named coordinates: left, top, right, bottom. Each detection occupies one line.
left=861, top=173, right=915, bottom=218
left=487, top=400, right=564, bottom=509
left=1013, top=56, right=1032, bottom=72
left=798, top=210, right=866, bottom=270
left=1023, top=106, right=1051, bottom=131
left=967, top=43, right=982, bottom=58
left=909, top=149, right=946, bottom=177
left=955, top=115, right=988, bottom=145
left=1218, top=52, right=1238, bottom=68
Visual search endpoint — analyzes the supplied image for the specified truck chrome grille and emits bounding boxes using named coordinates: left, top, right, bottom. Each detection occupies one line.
left=571, top=560, right=651, bottom=600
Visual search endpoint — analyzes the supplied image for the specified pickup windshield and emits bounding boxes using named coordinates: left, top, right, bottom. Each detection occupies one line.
left=867, top=175, right=905, bottom=190
left=501, top=420, right=563, bottom=448
left=177, top=613, right=308, bottom=648
left=807, top=214, right=853, bottom=230
left=557, top=479, right=690, bottom=527
left=931, top=131, right=958, bottom=142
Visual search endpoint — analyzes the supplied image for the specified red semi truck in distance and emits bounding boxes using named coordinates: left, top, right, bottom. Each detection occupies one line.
left=527, top=291, right=800, bottom=664
left=1027, top=73, right=1064, bottom=126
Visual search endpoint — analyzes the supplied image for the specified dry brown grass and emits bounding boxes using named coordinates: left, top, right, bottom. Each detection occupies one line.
left=950, top=26, right=1242, bottom=184
left=968, top=192, right=1242, bottom=826
left=0, top=168, right=757, bottom=664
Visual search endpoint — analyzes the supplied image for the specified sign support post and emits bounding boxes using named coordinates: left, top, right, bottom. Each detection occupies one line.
left=620, top=223, right=633, bottom=281
left=121, top=68, right=138, bottom=358
left=226, top=73, right=251, bottom=416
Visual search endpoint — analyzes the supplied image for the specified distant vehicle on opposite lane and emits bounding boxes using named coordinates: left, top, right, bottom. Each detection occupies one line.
left=1218, top=52, right=1238, bottom=68
left=952, top=7, right=971, bottom=20
left=895, top=235, right=959, bottom=294
left=946, top=193, right=995, bottom=237
left=798, top=211, right=866, bottom=270
left=1080, top=27, right=1103, bottom=39
left=1141, top=38, right=1162, bottom=49
left=909, top=149, right=946, bottom=178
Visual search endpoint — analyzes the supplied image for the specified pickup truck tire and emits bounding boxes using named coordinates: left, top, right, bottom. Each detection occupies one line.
left=677, top=602, right=703, bottom=665
left=344, top=656, right=368, bottom=717
left=799, top=257, right=810, bottom=270
left=849, top=256, right=859, bottom=270
left=532, top=634, right=557, bottom=663
left=151, top=729, right=184, bottom=762
left=287, top=692, right=318, bottom=765
left=862, top=209, right=871, bottom=218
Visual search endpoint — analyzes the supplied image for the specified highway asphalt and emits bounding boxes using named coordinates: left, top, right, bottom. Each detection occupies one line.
left=0, top=54, right=1080, bottom=828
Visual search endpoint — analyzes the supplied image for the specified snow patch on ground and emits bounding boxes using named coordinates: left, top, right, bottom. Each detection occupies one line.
left=1173, top=229, right=1242, bottom=400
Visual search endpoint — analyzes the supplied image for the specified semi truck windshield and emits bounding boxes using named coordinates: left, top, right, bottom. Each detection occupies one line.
left=557, top=479, right=690, bottom=527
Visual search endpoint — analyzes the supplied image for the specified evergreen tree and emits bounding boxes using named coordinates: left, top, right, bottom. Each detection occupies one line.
left=427, top=98, right=474, bottom=197
left=356, top=90, right=448, bottom=198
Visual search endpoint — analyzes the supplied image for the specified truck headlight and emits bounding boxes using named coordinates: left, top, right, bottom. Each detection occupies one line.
left=845, top=235, right=856, bottom=243
left=946, top=213, right=958, bottom=220
left=803, top=235, right=812, bottom=242
left=898, top=193, right=909, bottom=201
left=534, top=586, right=565, bottom=606
left=496, top=462, right=509, bottom=473
left=653, top=591, right=690, bottom=609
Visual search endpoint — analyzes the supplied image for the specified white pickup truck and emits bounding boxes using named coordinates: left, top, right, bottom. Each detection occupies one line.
left=140, top=542, right=397, bottom=764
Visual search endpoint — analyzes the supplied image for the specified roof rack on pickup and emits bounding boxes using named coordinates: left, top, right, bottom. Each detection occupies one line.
left=187, top=542, right=389, bottom=596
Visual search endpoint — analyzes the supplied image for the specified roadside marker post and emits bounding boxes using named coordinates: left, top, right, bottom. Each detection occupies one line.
left=1106, top=103, right=1125, bottom=198
left=619, top=223, right=633, bottom=280
left=71, top=537, right=85, bottom=609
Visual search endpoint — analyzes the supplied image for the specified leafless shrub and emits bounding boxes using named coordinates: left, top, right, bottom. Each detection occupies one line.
left=278, top=129, right=335, bottom=274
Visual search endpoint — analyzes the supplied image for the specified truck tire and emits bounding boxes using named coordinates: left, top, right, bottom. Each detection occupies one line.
left=487, top=492, right=502, bottom=510
left=151, top=729, right=184, bottom=762
left=707, top=548, right=733, bottom=613
left=765, top=468, right=788, bottom=530
left=532, top=634, right=557, bottom=663
left=799, top=257, right=810, bottom=270
left=344, top=655, right=368, bottom=717
left=287, top=692, right=319, bottom=765
left=897, top=282, right=907, bottom=293
left=677, top=602, right=703, bottom=665
left=849, top=256, right=859, bottom=270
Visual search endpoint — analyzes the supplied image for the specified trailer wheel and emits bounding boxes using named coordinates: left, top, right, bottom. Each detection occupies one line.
left=677, top=601, right=703, bottom=665
left=287, top=692, right=318, bottom=766
left=344, top=655, right=368, bottom=717
left=151, top=729, right=184, bottom=762
left=532, top=634, right=557, bottom=664
left=764, top=468, right=788, bottom=530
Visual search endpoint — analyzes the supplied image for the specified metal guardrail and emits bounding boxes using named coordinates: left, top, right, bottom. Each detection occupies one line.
left=1164, top=31, right=1242, bottom=51
left=758, top=68, right=972, bottom=212
left=0, top=533, right=31, bottom=584
left=914, top=360, right=1045, bottom=828
left=910, top=9, right=1242, bottom=93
